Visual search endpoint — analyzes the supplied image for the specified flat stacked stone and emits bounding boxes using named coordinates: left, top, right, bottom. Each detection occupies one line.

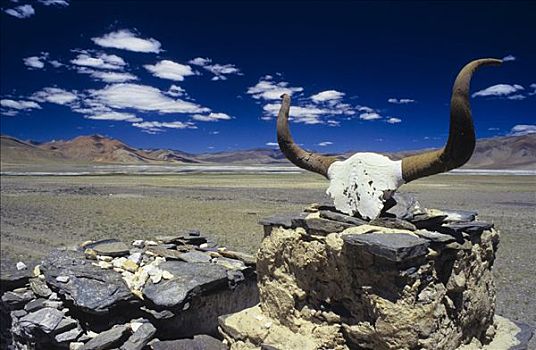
left=0, top=229, right=259, bottom=349
left=220, top=194, right=534, bottom=350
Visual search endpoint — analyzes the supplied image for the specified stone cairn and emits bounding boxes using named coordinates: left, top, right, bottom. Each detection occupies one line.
left=219, top=194, right=534, bottom=350
left=0, top=230, right=259, bottom=350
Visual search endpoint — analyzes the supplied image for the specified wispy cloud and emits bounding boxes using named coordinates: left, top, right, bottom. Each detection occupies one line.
left=388, top=98, right=415, bottom=104
left=88, top=83, right=208, bottom=114
left=4, top=4, right=35, bottom=19
left=85, top=111, right=142, bottom=122
left=23, top=55, right=46, bottom=69
left=386, top=117, right=402, bottom=124
left=310, top=90, right=345, bottom=103
left=80, top=70, right=138, bottom=83
left=266, top=142, right=278, bottom=147
left=1, top=99, right=41, bottom=116
left=71, top=51, right=126, bottom=70
left=359, top=112, right=382, bottom=120
left=318, top=141, right=333, bottom=146
left=92, top=29, right=162, bottom=53
left=191, top=113, right=232, bottom=122
left=38, top=0, right=70, bottom=6
left=144, top=60, right=196, bottom=81
left=132, top=121, right=197, bottom=134
left=472, top=84, right=524, bottom=98
left=31, top=87, right=78, bottom=105
left=508, top=124, right=536, bottom=136
left=502, top=54, right=516, bottom=62
left=189, top=57, right=241, bottom=80
left=247, top=76, right=303, bottom=100
left=167, top=85, right=185, bottom=97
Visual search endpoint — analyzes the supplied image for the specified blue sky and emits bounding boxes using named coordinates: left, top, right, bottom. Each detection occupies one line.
left=1, top=1, right=535, bottom=153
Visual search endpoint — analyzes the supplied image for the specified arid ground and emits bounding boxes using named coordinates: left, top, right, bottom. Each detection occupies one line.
left=1, top=172, right=535, bottom=338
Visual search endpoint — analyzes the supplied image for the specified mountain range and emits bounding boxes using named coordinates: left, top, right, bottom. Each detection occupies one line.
left=1, top=134, right=535, bottom=170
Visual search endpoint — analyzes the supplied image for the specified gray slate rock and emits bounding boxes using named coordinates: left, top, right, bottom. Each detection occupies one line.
left=382, top=193, right=422, bottom=220
left=146, top=246, right=183, bottom=260
left=150, top=334, right=226, bottom=350
left=343, top=233, right=429, bottom=262
left=510, top=321, right=534, bottom=350
left=319, top=210, right=368, bottom=226
left=369, top=217, right=417, bottom=231
left=178, top=251, right=212, bottom=263
left=291, top=217, right=354, bottom=236
left=409, top=213, right=448, bottom=230
left=0, top=259, right=34, bottom=292
left=120, top=322, right=156, bottom=350
left=19, top=307, right=64, bottom=333
left=29, top=277, right=53, bottom=298
left=439, top=209, right=477, bottom=222
left=24, top=298, right=47, bottom=312
left=414, top=229, right=457, bottom=244
left=259, top=213, right=307, bottom=228
left=143, top=261, right=228, bottom=308
left=80, top=325, right=129, bottom=350
left=55, top=325, right=83, bottom=343
left=439, top=221, right=494, bottom=236
left=1, top=290, right=35, bottom=310
left=84, top=239, right=130, bottom=257
left=41, top=250, right=132, bottom=314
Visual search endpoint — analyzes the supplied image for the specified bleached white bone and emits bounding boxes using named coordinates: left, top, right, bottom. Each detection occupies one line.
left=326, top=153, right=405, bottom=220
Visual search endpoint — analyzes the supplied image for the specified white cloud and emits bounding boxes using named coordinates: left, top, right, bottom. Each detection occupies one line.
left=357, top=106, right=374, bottom=113
left=359, top=112, right=382, bottom=121
left=311, top=90, right=345, bottom=103
left=85, top=111, right=142, bottom=122
left=86, top=70, right=138, bottom=83
left=92, top=29, right=162, bottom=53
left=0, top=99, right=41, bottom=110
left=191, top=112, right=232, bottom=122
left=488, top=127, right=500, bottom=131
left=262, top=103, right=353, bottom=125
left=388, top=98, right=415, bottom=104
left=89, top=83, right=209, bottom=114
left=49, top=60, right=63, bottom=68
left=167, top=85, right=185, bottom=97
left=209, top=131, right=220, bottom=135
left=386, top=117, right=402, bottom=124
left=71, top=52, right=126, bottom=70
left=508, top=124, right=536, bottom=136
left=318, top=141, right=333, bottom=146
left=507, top=94, right=526, bottom=100
left=327, top=120, right=340, bottom=127
left=23, top=56, right=45, bottom=69
left=144, top=60, right=196, bottom=81
left=5, top=5, right=35, bottom=18
left=247, top=76, right=303, bottom=100
left=38, top=0, right=69, bottom=6
left=189, top=57, right=241, bottom=80
left=472, top=84, right=524, bottom=98
left=132, top=121, right=197, bottom=134
left=31, top=87, right=78, bottom=105
left=266, top=142, right=278, bottom=147
left=502, top=55, right=516, bottom=62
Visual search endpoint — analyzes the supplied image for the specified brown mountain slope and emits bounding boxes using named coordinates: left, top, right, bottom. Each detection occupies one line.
left=0, top=135, right=67, bottom=165
left=1, top=134, right=534, bottom=169
left=39, top=135, right=154, bottom=164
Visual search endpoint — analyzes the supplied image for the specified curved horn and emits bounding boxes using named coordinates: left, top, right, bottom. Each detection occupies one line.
left=401, top=58, right=502, bottom=182
left=277, top=94, right=337, bottom=178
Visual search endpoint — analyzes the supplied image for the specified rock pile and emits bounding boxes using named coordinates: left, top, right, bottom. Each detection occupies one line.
left=1, top=230, right=258, bottom=350
left=220, top=194, right=534, bottom=350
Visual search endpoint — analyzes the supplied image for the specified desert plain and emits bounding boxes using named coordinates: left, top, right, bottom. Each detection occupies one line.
left=0, top=169, right=535, bottom=345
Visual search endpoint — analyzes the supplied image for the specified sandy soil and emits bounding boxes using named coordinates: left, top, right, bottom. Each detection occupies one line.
left=1, top=173, right=534, bottom=343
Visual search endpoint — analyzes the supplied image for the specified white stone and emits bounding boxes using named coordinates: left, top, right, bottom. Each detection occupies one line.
left=112, top=257, right=127, bottom=269
left=145, top=240, right=158, bottom=246
left=128, top=252, right=142, bottom=265
left=130, top=321, right=144, bottom=332
left=326, top=152, right=404, bottom=219
left=56, top=275, right=69, bottom=283
left=16, top=262, right=27, bottom=270
left=132, top=240, right=144, bottom=248
left=69, top=342, right=84, bottom=350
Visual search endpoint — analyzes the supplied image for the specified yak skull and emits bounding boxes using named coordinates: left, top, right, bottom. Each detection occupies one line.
left=277, top=58, right=502, bottom=219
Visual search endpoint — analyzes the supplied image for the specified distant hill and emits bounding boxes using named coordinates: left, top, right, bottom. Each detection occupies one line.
left=0, top=135, right=67, bottom=165
left=38, top=135, right=154, bottom=164
left=1, top=133, right=534, bottom=170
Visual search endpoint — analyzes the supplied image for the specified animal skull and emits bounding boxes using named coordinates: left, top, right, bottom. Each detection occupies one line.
left=277, top=58, right=502, bottom=219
